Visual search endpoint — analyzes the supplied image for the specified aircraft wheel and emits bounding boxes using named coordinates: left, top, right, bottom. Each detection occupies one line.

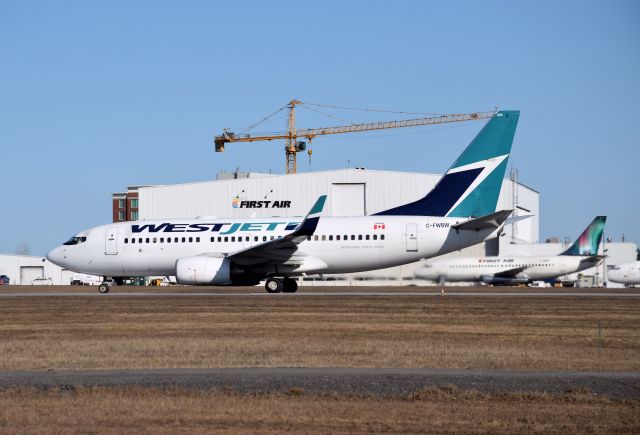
left=98, top=283, right=111, bottom=294
left=265, top=278, right=283, bottom=293
left=282, top=278, right=298, bottom=293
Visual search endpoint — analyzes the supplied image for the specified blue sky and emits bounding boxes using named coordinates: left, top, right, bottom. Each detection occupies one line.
left=1, top=0, right=638, bottom=255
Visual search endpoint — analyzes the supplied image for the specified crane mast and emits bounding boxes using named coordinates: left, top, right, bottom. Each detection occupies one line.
left=214, top=100, right=496, bottom=175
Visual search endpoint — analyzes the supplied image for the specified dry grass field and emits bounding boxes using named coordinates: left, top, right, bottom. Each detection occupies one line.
left=0, top=386, right=638, bottom=434
left=1, top=289, right=639, bottom=371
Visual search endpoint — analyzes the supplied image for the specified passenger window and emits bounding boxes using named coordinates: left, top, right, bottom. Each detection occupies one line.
left=314, top=235, right=319, bottom=241
left=321, top=235, right=326, bottom=241
left=139, top=238, right=143, bottom=243
left=146, top=238, right=150, bottom=243
left=160, top=238, right=164, bottom=243
left=174, top=237, right=178, bottom=243
left=196, top=237, right=200, bottom=242
left=336, top=235, right=340, bottom=241
left=270, top=236, right=275, bottom=240
left=153, top=238, right=157, bottom=243
left=224, top=237, right=228, bottom=242
left=254, top=236, right=259, bottom=242
left=263, top=236, right=267, bottom=242
left=358, top=235, right=362, bottom=240
left=381, top=235, right=385, bottom=240
left=124, top=238, right=128, bottom=244
left=373, top=235, right=377, bottom=240
left=231, top=237, right=235, bottom=242
left=218, top=237, right=222, bottom=242
left=131, top=238, right=135, bottom=244
left=329, top=235, right=333, bottom=241
left=182, top=237, right=186, bottom=243
left=351, top=235, right=355, bottom=240
left=365, top=235, right=370, bottom=240
left=246, top=236, right=250, bottom=242
left=167, top=238, right=171, bottom=243
left=210, top=237, right=214, bottom=242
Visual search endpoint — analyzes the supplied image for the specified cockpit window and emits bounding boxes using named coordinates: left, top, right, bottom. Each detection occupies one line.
left=63, top=236, right=87, bottom=245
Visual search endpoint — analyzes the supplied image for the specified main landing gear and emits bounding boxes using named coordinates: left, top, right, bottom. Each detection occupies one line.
left=264, top=277, right=298, bottom=294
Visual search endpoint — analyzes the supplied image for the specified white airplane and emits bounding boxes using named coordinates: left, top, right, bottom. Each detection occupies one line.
left=47, top=110, right=520, bottom=294
left=608, top=261, right=640, bottom=286
left=414, top=216, right=606, bottom=285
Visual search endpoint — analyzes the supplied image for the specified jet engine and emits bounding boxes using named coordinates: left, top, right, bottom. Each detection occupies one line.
left=480, top=275, right=529, bottom=286
left=175, top=255, right=232, bottom=285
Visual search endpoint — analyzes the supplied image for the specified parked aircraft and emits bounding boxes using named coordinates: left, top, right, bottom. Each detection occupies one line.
left=47, top=111, right=520, bottom=293
left=608, top=261, right=640, bottom=285
left=413, top=216, right=606, bottom=285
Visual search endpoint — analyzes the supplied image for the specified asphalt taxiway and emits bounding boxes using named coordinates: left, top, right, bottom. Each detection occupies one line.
left=1, top=368, right=639, bottom=399
left=1, top=290, right=639, bottom=298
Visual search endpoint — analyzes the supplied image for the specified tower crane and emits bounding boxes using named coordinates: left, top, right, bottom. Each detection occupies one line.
left=214, top=99, right=496, bottom=175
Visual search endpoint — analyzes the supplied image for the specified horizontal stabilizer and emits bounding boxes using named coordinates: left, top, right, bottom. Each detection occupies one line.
left=505, top=214, right=533, bottom=226
left=581, top=255, right=606, bottom=263
left=452, top=209, right=512, bottom=231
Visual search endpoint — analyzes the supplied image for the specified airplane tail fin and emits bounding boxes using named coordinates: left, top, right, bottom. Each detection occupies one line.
left=374, top=110, right=519, bottom=217
left=561, top=216, right=607, bottom=256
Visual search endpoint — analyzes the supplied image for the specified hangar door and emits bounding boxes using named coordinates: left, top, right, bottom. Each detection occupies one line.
left=20, top=266, right=43, bottom=285
left=331, top=183, right=365, bottom=217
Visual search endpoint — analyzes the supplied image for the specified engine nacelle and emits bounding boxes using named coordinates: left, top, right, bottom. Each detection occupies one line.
left=175, top=255, right=232, bottom=285
left=480, top=275, right=529, bottom=286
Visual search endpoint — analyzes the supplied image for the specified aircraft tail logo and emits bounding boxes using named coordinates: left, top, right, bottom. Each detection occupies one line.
left=375, top=110, right=520, bottom=217
left=562, top=216, right=607, bottom=256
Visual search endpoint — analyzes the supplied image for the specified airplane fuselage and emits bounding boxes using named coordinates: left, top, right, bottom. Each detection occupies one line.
left=608, top=261, right=640, bottom=285
left=47, top=215, right=499, bottom=279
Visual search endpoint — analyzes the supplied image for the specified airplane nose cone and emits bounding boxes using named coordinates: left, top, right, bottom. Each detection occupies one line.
left=46, top=246, right=64, bottom=266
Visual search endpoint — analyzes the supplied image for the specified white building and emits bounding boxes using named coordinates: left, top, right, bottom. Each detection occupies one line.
left=0, top=254, right=70, bottom=285
left=134, top=168, right=539, bottom=285
left=0, top=254, right=103, bottom=286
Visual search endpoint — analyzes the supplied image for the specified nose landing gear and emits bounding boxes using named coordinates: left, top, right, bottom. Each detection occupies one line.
left=98, top=278, right=118, bottom=294
left=264, top=277, right=298, bottom=293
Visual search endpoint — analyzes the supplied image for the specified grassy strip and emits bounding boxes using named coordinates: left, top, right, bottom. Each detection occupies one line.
left=0, top=386, right=638, bottom=434
left=0, top=295, right=638, bottom=371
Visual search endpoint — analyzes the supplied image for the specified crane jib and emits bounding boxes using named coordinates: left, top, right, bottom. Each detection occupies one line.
left=213, top=99, right=497, bottom=174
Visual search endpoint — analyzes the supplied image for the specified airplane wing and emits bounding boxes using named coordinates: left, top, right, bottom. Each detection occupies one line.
left=492, top=266, right=529, bottom=278
left=452, top=209, right=513, bottom=231
left=225, top=195, right=327, bottom=267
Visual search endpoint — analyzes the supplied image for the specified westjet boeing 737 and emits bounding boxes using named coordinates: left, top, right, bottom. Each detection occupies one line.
left=47, top=111, right=520, bottom=293
left=414, top=216, right=606, bottom=285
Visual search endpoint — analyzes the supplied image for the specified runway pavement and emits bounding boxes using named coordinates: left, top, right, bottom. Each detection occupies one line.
left=1, top=290, right=639, bottom=297
left=1, top=368, right=639, bottom=399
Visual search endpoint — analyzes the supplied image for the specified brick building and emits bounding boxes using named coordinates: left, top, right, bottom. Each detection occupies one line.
left=111, top=186, right=147, bottom=222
